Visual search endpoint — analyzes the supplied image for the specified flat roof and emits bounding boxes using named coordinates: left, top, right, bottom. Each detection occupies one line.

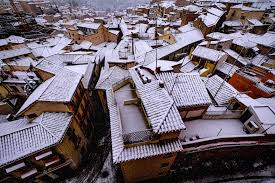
left=114, top=84, right=148, bottom=134
left=253, top=106, right=275, bottom=125
left=181, top=119, right=246, bottom=140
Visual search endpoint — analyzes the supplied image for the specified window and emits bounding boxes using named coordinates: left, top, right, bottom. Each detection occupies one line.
left=232, top=102, right=241, bottom=110
left=240, top=110, right=252, bottom=123
left=161, top=162, right=169, bottom=168
left=248, top=121, right=253, bottom=128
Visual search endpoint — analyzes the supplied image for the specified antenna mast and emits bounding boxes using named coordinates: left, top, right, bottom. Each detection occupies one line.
left=155, top=6, right=159, bottom=71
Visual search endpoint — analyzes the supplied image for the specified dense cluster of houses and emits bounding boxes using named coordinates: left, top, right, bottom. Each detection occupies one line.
left=0, top=0, right=275, bottom=182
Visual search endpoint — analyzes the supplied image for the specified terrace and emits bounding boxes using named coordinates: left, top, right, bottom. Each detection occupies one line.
left=114, top=83, right=153, bottom=145
left=180, top=118, right=247, bottom=142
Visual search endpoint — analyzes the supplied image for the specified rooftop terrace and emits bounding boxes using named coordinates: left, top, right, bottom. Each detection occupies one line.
left=114, top=84, right=148, bottom=135
left=180, top=119, right=247, bottom=142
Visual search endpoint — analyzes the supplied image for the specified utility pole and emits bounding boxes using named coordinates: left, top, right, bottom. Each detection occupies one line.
left=131, top=32, right=134, bottom=55
left=155, top=6, right=159, bottom=71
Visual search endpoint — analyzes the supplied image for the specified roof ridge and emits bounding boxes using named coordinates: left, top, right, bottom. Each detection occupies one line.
left=96, top=67, right=116, bottom=87
left=39, top=113, right=59, bottom=141
left=156, top=101, right=174, bottom=133
left=72, top=55, right=83, bottom=63
left=37, top=76, right=56, bottom=101
left=115, top=147, right=125, bottom=163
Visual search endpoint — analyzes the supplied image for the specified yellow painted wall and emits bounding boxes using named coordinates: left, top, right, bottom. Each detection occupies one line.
left=67, top=25, right=111, bottom=45
left=159, top=131, right=180, bottom=141
left=23, top=102, right=71, bottom=117
left=227, top=8, right=264, bottom=20
left=56, top=117, right=88, bottom=168
left=0, top=85, right=9, bottom=98
left=159, top=33, right=176, bottom=44
left=121, top=153, right=177, bottom=183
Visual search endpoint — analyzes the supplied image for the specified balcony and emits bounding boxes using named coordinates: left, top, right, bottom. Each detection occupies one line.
left=114, top=83, right=153, bottom=145
left=122, top=129, right=156, bottom=145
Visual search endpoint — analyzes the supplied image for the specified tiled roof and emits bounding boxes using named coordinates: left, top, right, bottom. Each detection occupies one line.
left=0, top=48, right=31, bottom=60
left=223, top=49, right=250, bottom=66
left=205, top=75, right=239, bottom=105
left=82, top=60, right=96, bottom=89
left=256, top=83, right=275, bottom=94
left=118, top=140, right=182, bottom=162
left=17, top=60, right=82, bottom=115
left=95, top=66, right=130, bottom=90
left=0, top=112, right=72, bottom=167
left=216, top=62, right=239, bottom=77
left=156, top=72, right=212, bottom=108
left=143, top=32, right=203, bottom=66
left=77, top=22, right=101, bottom=30
left=107, top=90, right=183, bottom=164
left=30, top=37, right=72, bottom=58
left=130, top=69, right=186, bottom=134
left=192, top=46, right=227, bottom=62
left=139, top=82, right=185, bottom=133
left=44, top=54, right=95, bottom=66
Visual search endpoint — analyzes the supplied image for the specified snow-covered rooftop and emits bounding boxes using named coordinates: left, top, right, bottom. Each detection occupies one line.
left=17, top=60, right=82, bottom=115
left=96, top=66, right=130, bottom=90
left=205, top=75, right=239, bottom=105
left=129, top=68, right=186, bottom=134
left=182, top=118, right=246, bottom=140
left=77, top=22, right=101, bottom=30
left=156, top=72, right=212, bottom=108
left=198, top=7, right=224, bottom=27
left=231, top=4, right=263, bottom=11
left=0, top=48, right=31, bottom=60
left=107, top=88, right=183, bottom=164
left=223, top=48, right=251, bottom=66
left=143, top=30, right=204, bottom=66
left=216, top=62, right=239, bottom=77
left=0, top=112, right=72, bottom=167
left=192, top=46, right=227, bottom=62
left=30, top=37, right=72, bottom=58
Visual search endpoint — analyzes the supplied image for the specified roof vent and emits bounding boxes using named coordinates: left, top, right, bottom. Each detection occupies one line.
left=159, top=80, right=165, bottom=88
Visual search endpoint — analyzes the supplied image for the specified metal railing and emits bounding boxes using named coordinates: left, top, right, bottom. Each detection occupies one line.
left=122, top=129, right=156, bottom=145
left=203, top=109, right=243, bottom=119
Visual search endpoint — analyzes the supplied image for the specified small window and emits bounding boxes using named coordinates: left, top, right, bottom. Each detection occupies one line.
left=248, top=121, right=253, bottom=128
left=161, top=162, right=169, bottom=168
left=232, top=102, right=241, bottom=110
left=240, top=110, right=252, bottom=123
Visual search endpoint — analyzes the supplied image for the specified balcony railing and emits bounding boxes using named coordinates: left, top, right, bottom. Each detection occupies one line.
left=122, top=129, right=156, bottom=145
left=203, top=110, right=242, bottom=119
